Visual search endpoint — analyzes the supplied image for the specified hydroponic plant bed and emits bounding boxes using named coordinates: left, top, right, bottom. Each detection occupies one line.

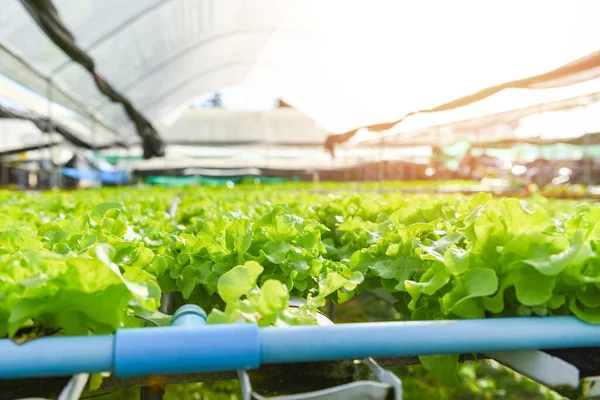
left=1, top=183, right=600, bottom=399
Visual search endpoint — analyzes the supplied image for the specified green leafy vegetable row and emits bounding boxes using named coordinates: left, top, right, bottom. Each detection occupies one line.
left=0, top=184, right=599, bottom=343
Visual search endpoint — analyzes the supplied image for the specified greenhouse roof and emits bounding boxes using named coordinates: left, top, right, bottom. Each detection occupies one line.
left=353, top=80, right=600, bottom=146
left=2, top=1, right=600, bottom=157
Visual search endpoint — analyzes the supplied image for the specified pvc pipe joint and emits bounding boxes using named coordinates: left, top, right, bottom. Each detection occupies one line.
left=114, top=305, right=260, bottom=377
left=172, top=304, right=207, bottom=327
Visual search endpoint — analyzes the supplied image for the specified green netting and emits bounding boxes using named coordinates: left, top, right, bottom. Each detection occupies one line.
left=145, top=175, right=295, bottom=187
left=241, top=176, right=296, bottom=184
left=145, top=176, right=200, bottom=187
left=101, top=155, right=143, bottom=166
left=199, top=176, right=242, bottom=186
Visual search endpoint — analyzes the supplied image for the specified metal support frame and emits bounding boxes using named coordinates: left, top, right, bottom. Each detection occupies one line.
left=238, top=358, right=402, bottom=400
left=584, top=132, right=592, bottom=186
left=46, top=77, right=58, bottom=189
left=238, top=300, right=401, bottom=400
left=0, top=43, right=121, bottom=140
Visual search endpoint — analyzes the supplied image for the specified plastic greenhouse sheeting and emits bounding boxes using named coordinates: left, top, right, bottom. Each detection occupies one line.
left=2, top=0, right=600, bottom=147
left=355, top=87, right=600, bottom=148
left=0, top=118, right=62, bottom=155
left=0, top=75, right=127, bottom=149
left=515, top=102, right=600, bottom=141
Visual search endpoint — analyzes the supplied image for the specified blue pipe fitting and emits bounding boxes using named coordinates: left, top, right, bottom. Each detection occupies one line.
left=0, top=335, right=113, bottom=379
left=172, top=304, right=207, bottom=327
left=114, top=306, right=260, bottom=377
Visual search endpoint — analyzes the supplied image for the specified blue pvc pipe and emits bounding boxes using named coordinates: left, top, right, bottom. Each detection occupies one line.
left=260, top=316, right=600, bottom=364
left=0, top=335, right=113, bottom=379
left=3, top=315, right=600, bottom=379
left=114, top=323, right=260, bottom=377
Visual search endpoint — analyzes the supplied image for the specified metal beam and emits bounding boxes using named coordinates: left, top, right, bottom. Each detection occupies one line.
left=0, top=42, right=122, bottom=139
